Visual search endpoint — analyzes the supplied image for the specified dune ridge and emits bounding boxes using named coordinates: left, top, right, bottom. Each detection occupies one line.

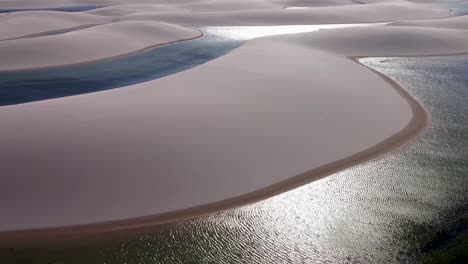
left=0, top=0, right=468, bottom=246
left=0, top=21, right=201, bottom=71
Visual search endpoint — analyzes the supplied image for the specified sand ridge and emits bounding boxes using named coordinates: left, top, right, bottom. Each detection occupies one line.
left=0, top=10, right=110, bottom=40
left=0, top=0, right=468, bottom=245
left=0, top=21, right=201, bottom=71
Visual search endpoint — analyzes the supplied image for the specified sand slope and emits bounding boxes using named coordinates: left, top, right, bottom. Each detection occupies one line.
left=0, top=38, right=413, bottom=231
left=282, top=26, right=468, bottom=56
left=390, top=15, right=468, bottom=30
left=0, top=21, right=200, bottom=71
left=1, top=0, right=468, bottom=241
left=2, top=23, right=468, bottom=232
left=118, top=3, right=449, bottom=26
left=0, top=0, right=206, bottom=9
left=0, top=11, right=110, bottom=40
left=87, top=0, right=282, bottom=16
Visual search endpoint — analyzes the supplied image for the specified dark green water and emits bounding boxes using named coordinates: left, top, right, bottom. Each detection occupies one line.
left=1, top=55, right=467, bottom=263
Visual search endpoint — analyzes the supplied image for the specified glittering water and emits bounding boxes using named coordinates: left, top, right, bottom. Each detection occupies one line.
left=102, top=56, right=468, bottom=264
left=2, top=56, right=467, bottom=263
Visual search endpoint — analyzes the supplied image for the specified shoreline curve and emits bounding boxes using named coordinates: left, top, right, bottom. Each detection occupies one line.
left=0, top=29, right=204, bottom=73
left=0, top=55, right=431, bottom=248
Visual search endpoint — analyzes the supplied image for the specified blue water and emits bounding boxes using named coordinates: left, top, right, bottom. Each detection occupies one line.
left=437, top=1, right=468, bottom=16
left=0, top=24, right=370, bottom=106
left=0, top=33, right=243, bottom=106
left=1, top=55, right=467, bottom=264
left=0, top=5, right=103, bottom=13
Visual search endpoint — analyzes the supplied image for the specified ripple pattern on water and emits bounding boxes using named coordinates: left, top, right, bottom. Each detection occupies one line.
left=1, top=57, right=468, bottom=264
left=101, top=55, right=468, bottom=264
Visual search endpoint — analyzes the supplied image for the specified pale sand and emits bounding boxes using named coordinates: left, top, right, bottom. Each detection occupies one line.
left=0, top=21, right=201, bottom=71
left=0, top=0, right=467, bottom=245
left=87, top=0, right=282, bottom=16
left=0, top=0, right=206, bottom=9
left=3, top=21, right=468, bottom=245
left=117, top=3, right=449, bottom=26
left=390, top=15, right=468, bottom=30
left=0, top=0, right=449, bottom=71
left=0, top=11, right=110, bottom=40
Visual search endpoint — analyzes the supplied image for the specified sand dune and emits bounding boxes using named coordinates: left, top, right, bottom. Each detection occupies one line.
left=281, top=26, right=468, bottom=56
left=1, top=0, right=468, bottom=243
left=278, top=0, right=358, bottom=7
left=118, top=3, right=449, bottom=26
left=0, top=21, right=200, bottom=71
left=87, top=4, right=191, bottom=16
left=0, top=35, right=413, bottom=231
left=88, top=0, right=282, bottom=16
left=0, top=0, right=206, bottom=9
left=0, top=11, right=110, bottom=40
left=2, top=22, right=468, bottom=234
left=390, top=15, right=468, bottom=30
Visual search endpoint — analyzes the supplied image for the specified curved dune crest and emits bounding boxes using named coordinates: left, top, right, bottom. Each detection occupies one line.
left=118, top=3, right=449, bottom=26
left=1, top=0, right=468, bottom=245
left=0, top=38, right=412, bottom=232
left=0, top=21, right=201, bottom=71
left=2, top=23, right=468, bottom=237
left=88, top=0, right=282, bottom=16
left=0, top=11, right=110, bottom=40
left=0, top=0, right=205, bottom=9
left=389, top=15, right=468, bottom=30
left=281, top=26, right=468, bottom=56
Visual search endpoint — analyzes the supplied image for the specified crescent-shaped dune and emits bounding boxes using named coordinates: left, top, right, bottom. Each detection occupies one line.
left=0, top=21, right=201, bottom=71
left=87, top=0, right=282, bottom=16
left=389, top=15, right=468, bottom=30
left=0, top=0, right=468, bottom=245
left=1, top=24, right=468, bottom=237
left=0, top=11, right=110, bottom=40
left=0, top=0, right=205, bottom=9
left=117, top=3, right=450, bottom=26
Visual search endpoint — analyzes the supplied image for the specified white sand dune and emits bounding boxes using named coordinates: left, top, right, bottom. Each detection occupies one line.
left=390, top=15, right=468, bottom=30
left=1, top=23, right=468, bottom=233
left=0, top=36, right=412, bottom=231
left=87, top=0, right=282, bottom=16
left=87, top=4, right=192, bottom=16
left=0, top=0, right=205, bottom=9
left=0, top=21, right=200, bottom=71
left=278, top=0, right=358, bottom=7
left=0, top=11, right=110, bottom=40
left=118, top=3, right=449, bottom=26
left=1, top=0, right=468, bottom=242
left=281, top=26, right=468, bottom=56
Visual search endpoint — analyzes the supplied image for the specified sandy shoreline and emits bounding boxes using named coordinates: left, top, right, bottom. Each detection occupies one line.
left=0, top=22, right=203, bottom=71
left=0, top=30, right=203, bottom=72
left=0, top=54, right=431, bottom=247
left=0, top=23, right=102, bottom=41
left=1, top=0, right=468, bottom=247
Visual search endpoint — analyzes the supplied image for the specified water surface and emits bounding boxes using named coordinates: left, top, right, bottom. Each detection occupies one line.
left=1, top=55, right=467, bottom=264
left=0, top=24, right=373, bottom=106
left=437, top=1, right=468, bottom=16
left=0, top=6, right=103, bottom=13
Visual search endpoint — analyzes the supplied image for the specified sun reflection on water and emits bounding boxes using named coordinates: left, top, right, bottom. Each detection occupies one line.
left=201, top=24, right=379, bottom=40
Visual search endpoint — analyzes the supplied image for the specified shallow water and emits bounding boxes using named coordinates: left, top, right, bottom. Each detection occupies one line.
left=2, top=55, right=467, bottom=263
left=437, top=1, right=468, bottom=16
left=0, top=24, right=374, bottom=106
left=0, top=6, right=103, bottom=13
